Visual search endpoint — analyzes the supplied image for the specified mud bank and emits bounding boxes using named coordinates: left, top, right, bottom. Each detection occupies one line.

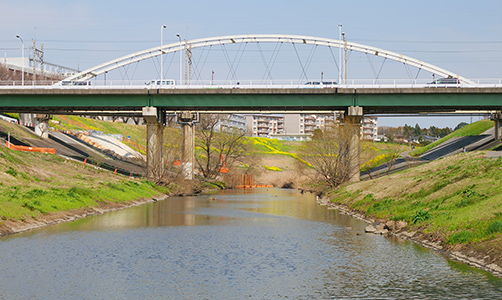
left=0, top=195, right=169, bottom=237
left=316, top=197, right=502, bottom=279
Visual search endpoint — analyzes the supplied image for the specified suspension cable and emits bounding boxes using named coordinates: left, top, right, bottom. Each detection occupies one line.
left=192, top=44, right=212, bottom=83
left=257, top=42, right=282, bottom=83
left=328, top=46, right=341, bottom=75
left=303, top=44, right=318, bottom=76
left=292, top=43, right=309, bottom=82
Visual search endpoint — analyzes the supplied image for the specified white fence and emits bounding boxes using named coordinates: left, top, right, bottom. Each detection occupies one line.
left=1, top=78, right=502, bottom=89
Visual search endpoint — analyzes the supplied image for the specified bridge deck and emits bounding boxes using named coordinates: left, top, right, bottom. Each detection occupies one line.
left=0, top=87, right=501, bottom=115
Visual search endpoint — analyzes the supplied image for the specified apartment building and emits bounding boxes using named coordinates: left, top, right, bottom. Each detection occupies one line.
left=245, top=114, right=284, bottom=137
left=245, top=113, right=378, bottom=141
left=361, top=116, right=378, bottom=141
left=217, top=114, right=247, bottom=133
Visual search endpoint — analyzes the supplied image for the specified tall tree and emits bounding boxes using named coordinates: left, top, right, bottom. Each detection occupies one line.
left=195, top=114, right=248, bottom=179
left=297, top=122, right=359, bottom=189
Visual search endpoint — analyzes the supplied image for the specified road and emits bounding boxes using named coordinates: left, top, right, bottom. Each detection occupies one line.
left=362, top=128, right=502, bottom=180
left=25, top=130, right=146, bottom=177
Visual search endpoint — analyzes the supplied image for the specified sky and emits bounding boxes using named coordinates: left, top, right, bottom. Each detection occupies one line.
left=1, top=0, right=502, bottom=129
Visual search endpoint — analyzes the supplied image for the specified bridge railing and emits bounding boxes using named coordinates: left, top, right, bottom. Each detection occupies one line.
left=1, top=79, right=502, bottom=89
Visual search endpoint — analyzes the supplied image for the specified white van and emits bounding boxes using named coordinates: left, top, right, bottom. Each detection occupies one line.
left=146, top=79, right=176, bottom=86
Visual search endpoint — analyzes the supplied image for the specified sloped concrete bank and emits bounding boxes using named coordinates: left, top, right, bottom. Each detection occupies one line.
left=0, top=195, right=168, bottom=237
left=316, top=197, right=502, bottom=279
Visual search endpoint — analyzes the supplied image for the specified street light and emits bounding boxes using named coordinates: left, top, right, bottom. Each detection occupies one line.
left=16, top=34, right=24, bottom=86
left=338, top=24, right=342, bottom=86
left=342, top=32, right=346, bottom=84
left=176, top=33, right=182, bottom=85
left=160, top=25, right=167, bottom=83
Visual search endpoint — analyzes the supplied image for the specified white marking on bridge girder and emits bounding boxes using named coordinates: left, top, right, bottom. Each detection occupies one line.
left=62, top=34, right=475, bottom=85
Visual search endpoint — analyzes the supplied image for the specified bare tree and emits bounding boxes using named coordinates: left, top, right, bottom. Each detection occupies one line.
left=195, top=114, right=248, bottom=179
left=298, top=122, right=360, bottom=189
left=384, top=144, right=403, bottom=175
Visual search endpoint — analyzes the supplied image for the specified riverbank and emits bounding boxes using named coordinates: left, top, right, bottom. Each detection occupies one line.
left=0, top=194, right=168, bottom=237
left=320, top=151, right=502, bottom=278
left=0, top=140, right=172, bottom=236
left=318, top=198, right=502, bottom=278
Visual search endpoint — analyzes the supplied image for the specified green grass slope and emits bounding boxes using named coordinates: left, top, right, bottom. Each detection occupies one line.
left=328, top=151, right=502, bottom=265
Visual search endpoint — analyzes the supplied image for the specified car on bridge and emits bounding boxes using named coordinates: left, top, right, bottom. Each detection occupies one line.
left=427, top=77, right=461, bottom=85
left=60, top=81, right=91, bottom=86
left=304, top=81, right=337, bottom=87
left=146, top=79, right=176, bottom=86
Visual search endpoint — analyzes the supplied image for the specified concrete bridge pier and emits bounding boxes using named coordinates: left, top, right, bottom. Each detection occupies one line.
left=177, top=112, right=198, bottom=180
left=492, top=112, right=502, bottom=140
left=143, top=107, right=165, bottom=181
left=34, top=114, right=50, bottom=139
left=346, top=106, right=363, bottom=183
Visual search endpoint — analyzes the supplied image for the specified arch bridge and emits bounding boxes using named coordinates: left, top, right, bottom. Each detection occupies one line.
left=64, top=34, right=475, bottom=85
left=1, top=34, right=501, bottom=182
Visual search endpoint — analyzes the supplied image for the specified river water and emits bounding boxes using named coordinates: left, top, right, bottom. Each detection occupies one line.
left=0, top=188, right=501, bottom=299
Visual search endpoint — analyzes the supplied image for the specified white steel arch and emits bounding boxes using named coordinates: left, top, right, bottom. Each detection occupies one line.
left=63, top=34, right=475, bottom=84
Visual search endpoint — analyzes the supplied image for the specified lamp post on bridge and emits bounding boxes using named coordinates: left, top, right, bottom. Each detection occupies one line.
left=16, top=35, right=24, bottom=86
left=176, top=33, right=182, bottom=85
left=338, top=24, right=342, bottom=86
left=342, top=32, right=346, bottom=84
left=160, top=25, right=167, bottom=84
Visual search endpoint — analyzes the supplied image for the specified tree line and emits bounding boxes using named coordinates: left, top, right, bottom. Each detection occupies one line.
left=379, top=123, right=468, bottom=140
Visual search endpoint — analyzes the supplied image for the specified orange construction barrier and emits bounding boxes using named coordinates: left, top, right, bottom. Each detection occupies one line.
left=234, top=174, right=274, bottom=189
left=6, top=142, right=55, bottom=154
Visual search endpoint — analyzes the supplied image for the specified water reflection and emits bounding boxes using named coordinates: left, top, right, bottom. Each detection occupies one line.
left=0, top=188, right=501, bottom=299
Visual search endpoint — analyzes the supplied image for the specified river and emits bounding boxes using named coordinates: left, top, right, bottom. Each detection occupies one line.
left=0, top=188, right=501, bottom=299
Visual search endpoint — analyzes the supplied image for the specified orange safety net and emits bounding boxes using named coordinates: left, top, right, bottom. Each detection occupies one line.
left=6, top=142, right=56, bottom=154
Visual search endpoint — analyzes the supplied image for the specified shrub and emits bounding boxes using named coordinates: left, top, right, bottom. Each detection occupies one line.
left=6, top=167, right=17, bottom=177
left=368, top=197, right=394, bottom=214
left=351, top=193, right=375, bottom=208
left=486, top=220, right=502, bottom=235
left=447, top=231, right=475, bottom=244
left=412, top=210, right=431, bottom=224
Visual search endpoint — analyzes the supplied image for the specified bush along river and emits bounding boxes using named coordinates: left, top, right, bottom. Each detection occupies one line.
left=0, top=188, right=501, bottom=299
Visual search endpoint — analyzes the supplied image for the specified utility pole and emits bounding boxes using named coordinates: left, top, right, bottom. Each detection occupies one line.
left=32, top=40, right=44, bottom=83
left=40, top=43, right=44, bottom=81
left=32, top=40, right=36, bottom=82
left=185, top=41, right=192, bottom=85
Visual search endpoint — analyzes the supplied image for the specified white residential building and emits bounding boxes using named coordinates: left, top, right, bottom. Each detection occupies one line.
left=217, top=114, right=247, bottom=132
left=246, top=114, right=284, bottom=137
left=245, top=113, right=378, bottom=141
left=361, top=116, right=378, bottom=141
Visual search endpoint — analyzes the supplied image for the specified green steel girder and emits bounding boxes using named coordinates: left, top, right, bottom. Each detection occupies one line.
left=0, top=88, right=501, bottom=115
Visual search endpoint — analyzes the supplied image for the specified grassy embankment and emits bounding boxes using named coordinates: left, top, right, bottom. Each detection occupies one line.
left=0, top=144, right=167, bottom=224
left=327, top=121, right=502, bottom=264
left=410, top=119, right=495, bottom=157
left=0, top=118, right=168, bottom=228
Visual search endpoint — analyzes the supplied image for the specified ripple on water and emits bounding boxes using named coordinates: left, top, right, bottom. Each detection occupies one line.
left=0, top=189, right=501, bottom=299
